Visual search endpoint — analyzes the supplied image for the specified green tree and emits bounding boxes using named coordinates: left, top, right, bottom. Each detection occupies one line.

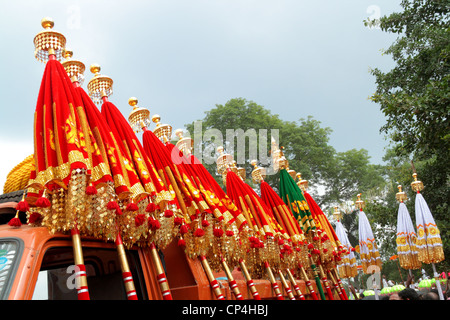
left=365, top=0, right=449, bottom=268
left=184, top=98, right=336, bottom=194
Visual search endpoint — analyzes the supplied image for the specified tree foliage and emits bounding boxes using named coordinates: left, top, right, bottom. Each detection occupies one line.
left=365, top=0, right=449, bottom=269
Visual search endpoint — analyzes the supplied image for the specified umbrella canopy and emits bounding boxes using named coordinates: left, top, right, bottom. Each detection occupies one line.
left=278, top=168, right=316, bottom=235
left=87, top=67, right=175, bottom=249
left=128, top=104, right=227, bottom=261
left=332, top=207, right=358, bottom=279
left=395, top=185, right=421, bottom=270
left=411, top=173, right=445, bottom=264
left=355, top=194, right=382, bottom=274
left=26, top=19, right=108, bottom=236
left=59, top=51, right=164, bottom=247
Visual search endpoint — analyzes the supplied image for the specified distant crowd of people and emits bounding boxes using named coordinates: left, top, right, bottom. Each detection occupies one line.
left=348, top=272, right=450, bottom=300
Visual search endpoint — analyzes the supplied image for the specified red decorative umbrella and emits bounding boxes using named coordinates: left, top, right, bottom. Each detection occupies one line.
left=171, top=130, right=259, bottom=300
left=24, top=18, right=102, bottom=300
left=250, top=163, right=311, bottom=300
left=87, top=67, right=175, bottom=300
left=59, top=50, right=147, bottom=299
left=216, top=148, right=285, bottom=300
left=128, top=104, right=234, bottom=300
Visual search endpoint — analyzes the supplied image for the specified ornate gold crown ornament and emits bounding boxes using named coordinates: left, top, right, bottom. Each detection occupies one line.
left=355, top=193, right=365, bottom=210
left=395, top=185, right=408, bottom=203
left=87, top=64, right=113, bottom=103
left=250, top=160, right=266, bottom=184
left=127, top=97, right=151, bottom=133
left=333, top=206, right=342, bottom=221
left=216, top=146, right=233, bottom=177
left=296, top=172, right=308, bottom=192
left=411, top=173, right=424, bottom=193
left=61, top=49, right=86, bottom=85
left=152, top=115, right=173, bottom=143
left=175, top=129, right=194, bottom=156
left=34, top=17, right=66, bottom=62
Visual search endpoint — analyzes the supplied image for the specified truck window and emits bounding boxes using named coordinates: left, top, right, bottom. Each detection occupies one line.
left=0, top=239, right=23, bottom=300
left=32, top=246, right=147, bottom=300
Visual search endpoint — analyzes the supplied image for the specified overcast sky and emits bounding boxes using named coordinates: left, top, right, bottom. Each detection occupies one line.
left=0, top=0, right=402, bottom=191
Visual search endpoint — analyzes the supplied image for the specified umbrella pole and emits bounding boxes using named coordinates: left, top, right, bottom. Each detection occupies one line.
left=221, top=258, right=244, bottom=300
left=318, top=263, right=334, bottom=300
left=264, top=262, right=284, bottom=300
left=149, top=243, right=173, bottom=300
left=286, top=268, right=305, bottom=300
left=199, top=256, right=225, bottom=300
left=299, top=263, right=319, bottom=300
left=333, top=269, right=349, bottom=300
left=71, top=225, right=90, bottom=300
left=310, top=257, right=327, bottom=300
left=239, top=259, right=261, bottom=300
left=278, top=270, right=296, bottom=300
left=327, top=269, right=346, bottom=300
left=115, top=233, right=138, bottom=300
left=432, top=263, right=445, bottom=300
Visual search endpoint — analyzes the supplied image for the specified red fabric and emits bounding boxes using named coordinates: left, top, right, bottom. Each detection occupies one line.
left=165, top=143, right=248, bottom=228
left=32, top=59, right=90, bottom=190
left=260, top=181, right=303, bottom=239
left=142, top=130, right=211, bottom=218
left=304, top=191, right=340, bottom=245
left=75, top=87, right=131, bottom=196
left=225, top=170, right=274, bottom=237
left=101, top=100, right=169, bottom=201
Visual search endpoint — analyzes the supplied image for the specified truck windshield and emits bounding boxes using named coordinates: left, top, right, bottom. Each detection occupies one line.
left=0, top=239, right=22, bottom=300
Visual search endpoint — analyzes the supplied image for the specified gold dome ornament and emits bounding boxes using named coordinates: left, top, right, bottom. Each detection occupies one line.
left=34, top=17, right=66, bottom=62
left=296, top=173, right=308, bottom=192
left=127, top=97, right=151, bottom=133
left=333, top=206, right=342, bottom=221
left=395, top=185, right=408, bottom=203
left=355, top=193, right=365, bottom=210
left=61, top=49, right=86, bottom=85
left=250, top=160, right=266, bottom=184
left=175, top=129, right=194, bottom=156
left=411, top=173, right=424, bottom=193
left=152, top=115, right=173, bottom=143
left=87, top=64, right=113, bottom=103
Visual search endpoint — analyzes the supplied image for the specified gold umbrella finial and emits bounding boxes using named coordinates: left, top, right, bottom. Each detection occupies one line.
left=237, top=164, right=246, bottom=181
left=333, top=206, right=342, bottom=221
left=175, top=129, right=194, bottom=156
left=355, top=193, right=365, bottom=210
left=396, top=185, right=408, bottom=203
left=87, top=64, right=113, bottom=103
left=251, top=159, right=266, bottom=184
left=411, top=173, right=424, bottom=192
left=61, top=49, right=86, bottom=85
left=216, top=147, right=233, bottom=175
left=296, top=172, right=309, bottom=191
left=127, top=97, right=151, bottom=133
left=34, top=17, right=67, bottom=62
left=152, top=115, right=172, bottom=142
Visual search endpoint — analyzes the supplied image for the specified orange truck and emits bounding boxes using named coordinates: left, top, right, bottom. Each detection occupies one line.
left=0, top=190, right=336, bottom=301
